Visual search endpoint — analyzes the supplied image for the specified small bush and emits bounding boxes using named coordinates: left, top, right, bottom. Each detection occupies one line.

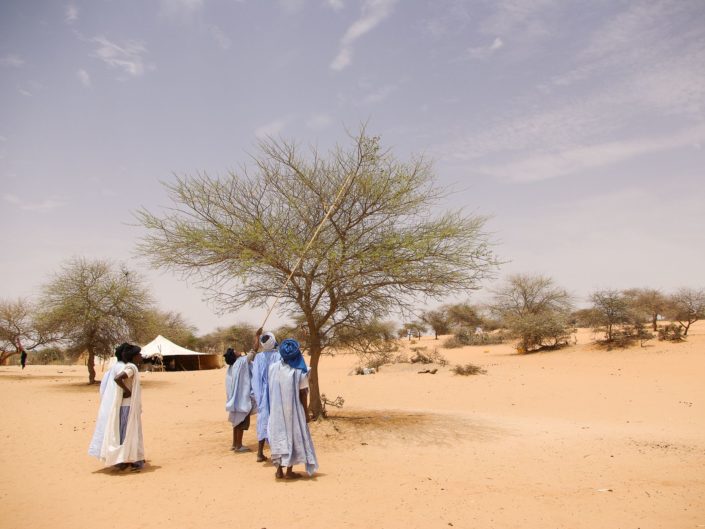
left=452, top=363, right=486, bottom=376
left=408, top=347, right=448, bottom=366
left=597, top=323, right=654, bottom=349
left=443, top=327, right=506, bottom=349
left=657, top=324, right=684, bottom=342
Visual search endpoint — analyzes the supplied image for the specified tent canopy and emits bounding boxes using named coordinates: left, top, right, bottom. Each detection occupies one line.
left=140, top=335, right=207, bottom=358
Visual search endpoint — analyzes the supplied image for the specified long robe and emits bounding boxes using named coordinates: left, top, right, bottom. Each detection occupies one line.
left=88, top=361, right=124, bottom=458
left=267, top=360, right=318, bottom=475
left=251, top=349, right=280, bottom=441
left=100, top=363, right=144, bottom=466
left=225, top=355, right=252, bottom=426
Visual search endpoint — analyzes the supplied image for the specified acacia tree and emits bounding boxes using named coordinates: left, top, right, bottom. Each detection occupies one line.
left=133, top=309, right=197, bottom=348
left=137, top=130, right=498, bottom=418
left=490, top=274, right=574, bottom=352
left=0, top=298, right=58, bottom=365
left=667, top=288, right=705, bottom=336
left=589, top=289, right=630, bottom=341
left=623, top=288, right=667, bottom=331
left=421, top=309, right=451, bottom=339
left=39, top=258, right=152, bottom=383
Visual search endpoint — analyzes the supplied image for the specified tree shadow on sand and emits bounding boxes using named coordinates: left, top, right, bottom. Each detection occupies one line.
left=312, top=410, right=506, bottom=450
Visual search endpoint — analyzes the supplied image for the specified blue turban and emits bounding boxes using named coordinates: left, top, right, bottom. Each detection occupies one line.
left=279, top=338, right=308, bottom=373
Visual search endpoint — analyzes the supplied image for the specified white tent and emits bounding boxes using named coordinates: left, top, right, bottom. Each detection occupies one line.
left=140, top=335, right=206, bottom=358
left=140, top=335, right=220, bottom=371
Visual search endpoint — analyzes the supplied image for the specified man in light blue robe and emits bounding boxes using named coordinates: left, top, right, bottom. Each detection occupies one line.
left=267, top=338, right=318, bottom=479
left=88, top=345, right=125, bottom=459
left=225, top=348, right=253, bottom=452
left=251, top=330, right=281, bottom=462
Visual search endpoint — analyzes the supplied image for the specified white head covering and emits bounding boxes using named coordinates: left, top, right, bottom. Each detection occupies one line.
left=260, top=331, right=277, bottom=351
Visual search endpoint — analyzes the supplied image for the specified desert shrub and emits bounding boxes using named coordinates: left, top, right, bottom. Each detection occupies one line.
left=409, top=346, right=448, bottom=366
left=32, top=347, right=72, bottom=365
left=507, top=313, right=575, bottom=353
left=657, top=324, right=684, bottom=342
left=597, top=322, right=654, bottom=349
left=452, top=363, right=487, bottom=376
left=443, top=327, right=506, bottom=348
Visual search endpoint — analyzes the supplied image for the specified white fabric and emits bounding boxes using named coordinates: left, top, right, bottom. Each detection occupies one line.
left=100, top=362, right=145, bottom=466
left=140, top=335, right=207, bottom=357
left=225, top=355, right=252, bottom=427
left=251, top=349, right=280, bottom=441
left=88, top=361, right=125, bottom=458
left=121, top=365, right=136, bottom=405
left=259, top=332, right=277, bottom=352
left=267, top=360, right=318, bottom=475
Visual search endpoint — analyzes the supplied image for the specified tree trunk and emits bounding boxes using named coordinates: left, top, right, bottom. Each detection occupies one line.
left=0, top=351, right=19, bottom=365
left=87, top=349, right=96, bottom=384
left=308, top=345, right=323, bottom=419
left=652, top=314, right=658, bottom=332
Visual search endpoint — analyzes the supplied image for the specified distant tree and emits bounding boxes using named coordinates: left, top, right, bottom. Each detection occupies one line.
left=197, top=322, right=257, bottom=354
left=589, top=289, right=631, bottom=341
left=490, top=274, right=574, bottom=353
left=570, top=307, right=601, bottom=328
left=420, top=309, right=451, bottom=339
left=133, top=309, right=197, bottom=347
left=0, top=298, right=59, bottom=365
left=400, top=321, right=427, bottom=340
left=444, top=303, right=483, bottom=329
left=332, top=319, right=398, bottom=369
left=137, top=129, right=499, bottom=417
left=39, top=258, right=152, bottom=383
left=667, top=288, right=705, bottom=336
left=623, top=288, right=667, bottom=331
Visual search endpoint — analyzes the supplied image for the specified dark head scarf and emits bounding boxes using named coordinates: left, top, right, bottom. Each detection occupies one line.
left=224, top=347, right=237, bottom=366
left=120, top=343, right=141, bottom=363
left=279, top=338, right=308, bottom=373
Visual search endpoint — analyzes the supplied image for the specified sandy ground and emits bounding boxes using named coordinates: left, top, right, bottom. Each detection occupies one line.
left=1, top=325, right=704, bottom=529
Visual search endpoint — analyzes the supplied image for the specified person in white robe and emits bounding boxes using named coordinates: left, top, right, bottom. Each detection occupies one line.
left=251, top=330, right=281, bottom=462
left=224, top=348, right=253, bottom=452
left=88, top=345, right=126, bottom=458
left=267, top=338, right=318, bottom=479
left=100, top=343, right=145, bottom=471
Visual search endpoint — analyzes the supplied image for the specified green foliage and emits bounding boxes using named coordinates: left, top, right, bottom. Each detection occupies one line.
left=196, top=322, right=257, bottom=354
left=658, top=323, right=684, bottom=342
left=136, top=128, right=499, bottom=416
left=38, top=258, right=152, bottom=382
left=490, top=274, right=574, bottom=353
left=443, top=328, right=506, bottom=348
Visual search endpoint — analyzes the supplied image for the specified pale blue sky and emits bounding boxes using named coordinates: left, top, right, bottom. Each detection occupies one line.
left=2, top=0, right=704, bottom=333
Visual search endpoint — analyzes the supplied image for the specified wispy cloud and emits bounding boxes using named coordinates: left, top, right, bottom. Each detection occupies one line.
left=433, top=0, right=705, bottom=181
left=255, top=118, right=289, bottom=139
left=92, top=36, right=149, bottom=77
left=1, top=54, right=24, bottom=67
left=479, top=124, right=705, bottom=183
left=330, top=0, right=398, bottom=71
left=65, top=4, right=79, bottom=24
left=77, top=69, right=91, bottom=87
left=3, top=194, right=67, bottom=211
left=464, top=37, right=504, bottom=60
left=210, top=25, right=231, bottom=50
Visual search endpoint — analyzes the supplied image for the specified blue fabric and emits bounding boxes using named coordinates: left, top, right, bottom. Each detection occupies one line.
left=279, top=339, right=308, bottom=373
left=225, top=355, right=252, bottom=427
left=251, top=349, right=281, bottom=441
left=267, top=361, right=318, bottom=475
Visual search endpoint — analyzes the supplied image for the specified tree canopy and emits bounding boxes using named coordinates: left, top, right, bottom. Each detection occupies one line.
left=39, top=258, right=152, bottom=383
left=137, top=129, right=499, bottom=416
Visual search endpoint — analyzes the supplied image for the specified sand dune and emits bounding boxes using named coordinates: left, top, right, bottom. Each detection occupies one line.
left=1, top=325, right=703, bottom=529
